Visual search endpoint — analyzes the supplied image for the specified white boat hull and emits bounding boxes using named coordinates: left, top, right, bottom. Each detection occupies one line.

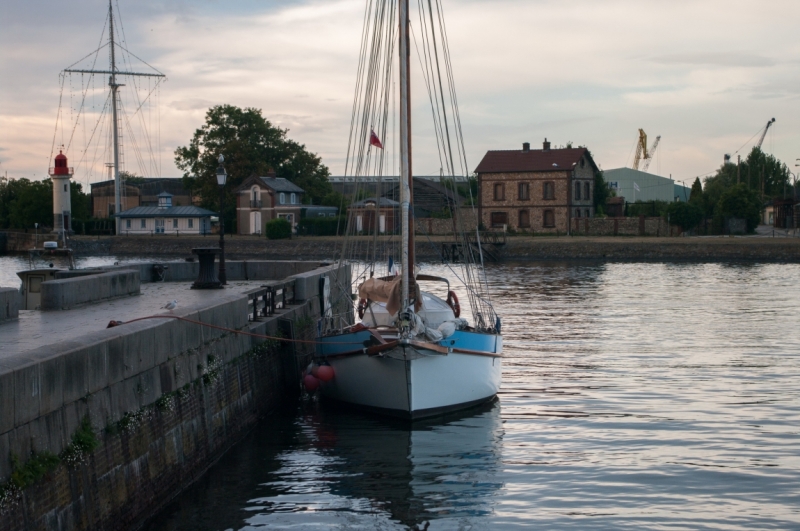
left=318, top=340, right=502, bottom=419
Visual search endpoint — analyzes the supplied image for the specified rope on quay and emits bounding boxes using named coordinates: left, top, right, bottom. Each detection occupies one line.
left=107, top=314, right=368, bottom=346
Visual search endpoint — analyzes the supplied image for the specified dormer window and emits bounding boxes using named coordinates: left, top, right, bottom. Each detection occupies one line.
left=157, top=193, right=173, bottom=209
left=251, top=186, right=259, bottom=201
left=280, top=192, right=286, bottom=204
left=290, top=193, right=296, bottom=205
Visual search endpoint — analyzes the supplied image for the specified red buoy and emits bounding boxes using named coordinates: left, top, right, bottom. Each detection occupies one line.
left=303, top=374, right=320, bottom=392
left=311, top=364, right=320, bottom=378
left=317, top=365, right=335, bottom=382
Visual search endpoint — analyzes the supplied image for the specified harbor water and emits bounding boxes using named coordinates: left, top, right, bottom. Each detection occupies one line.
left=2, top=257, right=799, bottom=529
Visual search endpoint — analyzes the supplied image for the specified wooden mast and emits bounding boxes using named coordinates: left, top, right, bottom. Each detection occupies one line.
left=399, top=0, right=412, bottom=312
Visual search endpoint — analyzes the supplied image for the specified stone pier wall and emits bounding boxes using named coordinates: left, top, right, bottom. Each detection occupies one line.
left=0, top=289, right=21, bottom=323
left=0, top=263, right=351, bottom=531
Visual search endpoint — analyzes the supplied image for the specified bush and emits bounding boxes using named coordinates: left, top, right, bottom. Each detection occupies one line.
left=718, top=183, right=761, bottom=233
left=666, top=201, right=704, bottom=232
left=265, top=218, right=292, bottom=240
left=298, top=216, right=346, bottom=236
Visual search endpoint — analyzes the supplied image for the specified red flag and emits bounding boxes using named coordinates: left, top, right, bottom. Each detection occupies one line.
left=369, top=129, right=384, bottom=149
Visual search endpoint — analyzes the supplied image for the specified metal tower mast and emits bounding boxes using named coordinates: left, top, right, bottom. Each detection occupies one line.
left=64, top=1, right=165, bottom=233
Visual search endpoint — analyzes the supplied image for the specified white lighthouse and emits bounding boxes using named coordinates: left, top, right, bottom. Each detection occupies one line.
left=50, top=150, right=73, bottom=241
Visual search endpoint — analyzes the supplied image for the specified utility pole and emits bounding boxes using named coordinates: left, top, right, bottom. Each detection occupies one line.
left=737, top=155, right=741, bottom=184
left=63, top=1, right=165, bottom=234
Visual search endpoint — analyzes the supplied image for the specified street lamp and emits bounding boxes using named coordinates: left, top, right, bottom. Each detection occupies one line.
left=216, top=154, right=227, bottom=285
left=34, top=223, right=38, bottom=248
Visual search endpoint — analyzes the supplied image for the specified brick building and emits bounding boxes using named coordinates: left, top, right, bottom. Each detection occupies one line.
left=235, top=172, right=305, bottom=235
left=91, top=178, right=193, bottom=219
left=475, top=139, right=599, bottom=233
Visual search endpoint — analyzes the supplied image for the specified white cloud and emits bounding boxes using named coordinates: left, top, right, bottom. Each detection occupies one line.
left=1, top=0, right=799, bottom=185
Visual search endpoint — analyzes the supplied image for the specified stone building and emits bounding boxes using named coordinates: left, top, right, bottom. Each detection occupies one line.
left=474, top=139, right=599, bottom=233
left=235, top=172, right=305, bottom=235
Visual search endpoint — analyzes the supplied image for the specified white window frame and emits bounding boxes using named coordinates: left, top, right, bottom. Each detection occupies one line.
left=126, top=219, right=131, bottom=229
left=290, top=192, right=296, bottom=204
left=279, top=192, right=286, bottom=204
left=140, top=219, right=146, bottom=229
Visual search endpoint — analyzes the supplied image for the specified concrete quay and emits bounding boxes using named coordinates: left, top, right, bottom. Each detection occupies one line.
left=0, top=260, right=352, bottom=531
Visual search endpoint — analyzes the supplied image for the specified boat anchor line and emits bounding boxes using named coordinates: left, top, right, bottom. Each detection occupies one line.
left=107, top=315, right=503, bottom=358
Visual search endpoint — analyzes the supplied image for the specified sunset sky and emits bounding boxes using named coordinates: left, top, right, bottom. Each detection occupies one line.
left=1, top=0, right=799, bottom=190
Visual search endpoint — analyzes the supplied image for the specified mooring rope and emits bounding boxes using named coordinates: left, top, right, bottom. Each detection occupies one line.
left=111, top=314, right=369, bottom=346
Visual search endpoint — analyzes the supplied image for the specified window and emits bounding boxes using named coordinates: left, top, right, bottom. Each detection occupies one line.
left=140, top=219, right=146, bottom=229
left=493, top=183, right=505, bottom=201
left=575, top=181, right=581, bottom=200
left=585, top=209, right=590, bottom=218
left=518, top=182, right=530, bottom=201
left=576, top=209, right=581, bottom=218
left=126, top=219, right=131, bottom=229
left=64, top=184, right=67, bottom=192
left=584, top=182, right=590, bottom=201
left=543, top=210, right=555, bottom=228
left=518, top=210, right=530, bottom=228
left=290, top=193, right=296, bottom=204
left=188, top=218, right=194, bottom=229
left=543, top=182, right=554, bottom=200
left=580, top=158, right=586, bottom=168
left=173, top=219, right=178, bottom=229
left=490, top=212, right=508, bottom=227
left=280, top=192, right=286, bottom=204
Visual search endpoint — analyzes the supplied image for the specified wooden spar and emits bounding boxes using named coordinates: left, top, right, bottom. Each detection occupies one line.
left=399, top=0, right=411, bottom=315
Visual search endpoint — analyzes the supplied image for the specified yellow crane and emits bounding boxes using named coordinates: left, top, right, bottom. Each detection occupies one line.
left=632, top=129, right=661, bottom=172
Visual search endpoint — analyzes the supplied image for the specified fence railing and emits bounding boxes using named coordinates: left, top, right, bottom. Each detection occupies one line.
left=246, top=279, right=296, bottom=321
left=250, top=199, right=263, bottom=209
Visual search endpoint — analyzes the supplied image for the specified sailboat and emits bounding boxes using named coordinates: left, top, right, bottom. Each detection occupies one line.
left=315, top=0, right=501, bottom=420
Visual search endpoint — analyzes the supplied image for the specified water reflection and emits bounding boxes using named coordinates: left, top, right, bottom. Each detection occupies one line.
left=150, top=401, right=504, bottom=530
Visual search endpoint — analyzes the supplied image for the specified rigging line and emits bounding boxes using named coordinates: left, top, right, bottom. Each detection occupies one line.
left=426, top=0, right=456, bottom=177
left=409, top=22, right=445, bottom=174
left=119, top=98, right=148, bottom=177
left=50, top=75, right=66, bottom=167
left=115, top=42, right=167, bottom=76
left=436, top=0, right=469, bottom=176
left=74, top=92, right=112, bottom=171
left=64, top=38, right=108, bottom=154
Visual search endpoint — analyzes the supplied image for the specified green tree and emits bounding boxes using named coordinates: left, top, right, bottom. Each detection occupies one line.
left=718, top=183, right=761, bottom=232
left=689, top=177, right=703, bottom=204
left=593, top=170, right=612, bottom=215
left=666, top=201, right=703, bottom=232
left=70, top=181, right=91, bottom=222
left=175, top=105, right=332, bottom=232
left=8, top=179, right=53, bottom=229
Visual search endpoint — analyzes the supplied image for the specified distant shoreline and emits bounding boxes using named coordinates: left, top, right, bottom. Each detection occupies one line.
left=40, top=234, right=800, bottom=263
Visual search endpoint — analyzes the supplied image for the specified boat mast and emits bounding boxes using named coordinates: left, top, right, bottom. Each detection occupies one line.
left=63, top=1, right=165, bottom=234
left=399, top=0, right=413, bottom=311
left=109, top=1, right=122, bottom=234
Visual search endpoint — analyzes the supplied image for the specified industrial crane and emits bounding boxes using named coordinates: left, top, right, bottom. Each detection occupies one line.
left=756, top=118, right=776, bottom=149
left=632, top=129, right=661, bottom=172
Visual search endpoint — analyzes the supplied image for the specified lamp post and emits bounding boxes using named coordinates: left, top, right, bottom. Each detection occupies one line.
left=34, top=223, right=38, bottom=248
left=216, top=154, right=227, bottom=285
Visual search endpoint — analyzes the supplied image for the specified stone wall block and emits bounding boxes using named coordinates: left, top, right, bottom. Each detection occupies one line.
left=159, top=364, right=175, bottom=395
left=62, top=400, right=90, bottom=447
left=0, top=370, right=15, bottom=434
left=39, top=355, right=65, bottom=417
left=87, top=388, right=112, bottom=430
left=139, top=367, right=162, bottom=406
left=62, top=347, right=89, bottom=405
left=109, top=380, right=137, bottom=419
left=8, top=422, right=32, bottom=462
left=85, top=341, right=109, bottom=395
left=106, top=333, right=126, bottom=385
left=14, top=363, right=40, bottom=427
left=0, top=287, right=21, bottom=322
left=172, top=356, right=189, bottom=389
left=0, top=432, right=10, bottom=481
left=42, top=409, right=66, bottom=456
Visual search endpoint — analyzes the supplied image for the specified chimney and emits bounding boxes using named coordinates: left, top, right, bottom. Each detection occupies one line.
left=522, top=142, right=530, bottom=152
left=543, top=138, right=551, bottom=151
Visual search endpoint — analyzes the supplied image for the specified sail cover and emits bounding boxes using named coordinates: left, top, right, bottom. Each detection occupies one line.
left=358, top=277, right=402, bottom=316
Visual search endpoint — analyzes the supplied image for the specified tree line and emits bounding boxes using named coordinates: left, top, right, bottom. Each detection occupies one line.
left=0, top=179, right=90, bottom=230
left=666, top=147, right=793, bottom=234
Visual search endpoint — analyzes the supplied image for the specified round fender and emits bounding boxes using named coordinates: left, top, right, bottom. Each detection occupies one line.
left=357, top=298, right=368, bottom=320
left=446, top=290, right=461, bottom=318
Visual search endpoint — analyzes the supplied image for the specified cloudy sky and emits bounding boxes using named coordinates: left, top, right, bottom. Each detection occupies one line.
left=1, top=0, right=799, bottom=190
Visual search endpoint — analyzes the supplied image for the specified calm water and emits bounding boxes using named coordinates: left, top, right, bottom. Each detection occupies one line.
left=3, top=256, right=799, bottom=529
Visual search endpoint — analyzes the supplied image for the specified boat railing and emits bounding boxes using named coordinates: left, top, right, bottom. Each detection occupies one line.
left=245, top=279, right=296, bottom=321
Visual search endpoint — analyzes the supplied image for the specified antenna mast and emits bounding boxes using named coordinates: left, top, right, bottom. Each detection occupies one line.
left=63, top=0, right=165, bottom=234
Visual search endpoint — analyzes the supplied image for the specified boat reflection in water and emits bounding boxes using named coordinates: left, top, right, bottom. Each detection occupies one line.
left=244, top=400, right=504, bottom=529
